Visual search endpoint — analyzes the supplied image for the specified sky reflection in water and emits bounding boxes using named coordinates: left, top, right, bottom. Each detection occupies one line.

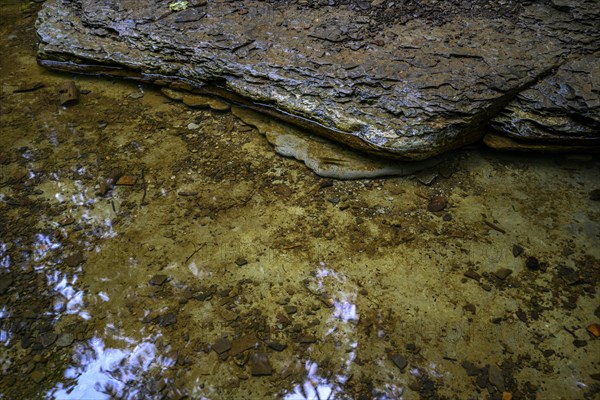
left=48, top=336, right=174, bottom=400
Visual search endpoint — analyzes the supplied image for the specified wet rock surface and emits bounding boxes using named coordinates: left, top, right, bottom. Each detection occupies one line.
left=36, top=0, right=600, bottom=160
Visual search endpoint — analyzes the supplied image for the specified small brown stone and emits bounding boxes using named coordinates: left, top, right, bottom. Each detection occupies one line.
left=427, top=195, right=447, bottom=212
left=230, top=333, right=258, bottom=356
left=250, top=352, right=273, bottom=376
left=494, top=268, right=513, bottom=280
left=463, top=304, right=477, bottom=314
left=213, top=337, right=231, bottom=355
left=464, top=269, right=481, bottom=281
left=149, top=274, right=168, bottom=286
left=235, top=257, right=248, bottom=266
left=298, top=335, right=317, bottom=344
left=64, top=252, right=85, bottom=268
left=116, top=175, right=137, bottom=186
left=512, top=244, right=524, bottom=257
left=586, top=323, right=600, bottom=337
left=284, top=305, right=298, bottom=315
left=389, top=353, right=407, bottom=370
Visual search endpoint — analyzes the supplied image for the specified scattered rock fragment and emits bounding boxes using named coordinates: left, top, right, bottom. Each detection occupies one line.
left=212, top=337, right=231, bottom=355
left=56, top=333, right=74, bottom=348
left=234, top=257, right=248, bottom=266
left=587, top=323, right=600, bottom=337
left=251, top=352, right=273, bottom=376
left=494, top=268, right=513, bottom=280
left=525, top=256, right=540, bottom=271
left=40, top=331, right=57, bottom=347
left=31, top=369, right=46, bottom=383
left=488, top=364, right=505, bottom=391
left=284, top=305, right=298, bottom=315
left=59, top=81, right=79, bottom=106
left=589, top=189, right=600, bottom=201
left=512, top=244, right=524, bottom=257
left=267, top=341, right=287, bottom=352
left=298, top=335, right=317, bottom=344
left=116, top=175, right=137, bottom=186
left=155, top=311, right=177, bottom=327
left=220, top=308, right=238, bottom=322
left=149, top=274, right=168, bottom=286
left=63, top=252, right=84, bottom=268
left=463, top=304, right=477, bottom=314
left=389, top=353, right=407, bottom=371
left=557, top=265, right=579, bottom=285
left=464, top=269, right=481, bottom=282
left=230, top=333, right=258, bottom=356
left=97, top=168, right=123, bottom=196
left=427, top=195, right=447, bottom=212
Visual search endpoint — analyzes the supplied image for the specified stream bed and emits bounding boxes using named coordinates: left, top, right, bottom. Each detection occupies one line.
left=1, top=2, right=599, bottom=399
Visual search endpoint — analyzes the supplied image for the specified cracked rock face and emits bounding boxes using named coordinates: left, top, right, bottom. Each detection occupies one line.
left=36, top=0, right=600, bottom=159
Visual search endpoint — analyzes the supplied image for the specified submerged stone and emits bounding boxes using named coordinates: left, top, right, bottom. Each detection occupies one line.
left=36, top=1, right=599, bottom=160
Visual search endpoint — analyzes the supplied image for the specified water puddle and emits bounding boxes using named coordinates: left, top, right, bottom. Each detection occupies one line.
left=1, top=2, right=599, bottom=399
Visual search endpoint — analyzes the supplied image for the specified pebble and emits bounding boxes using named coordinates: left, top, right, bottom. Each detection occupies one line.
left=187, top=122, right=200, bottom=130
left=494, top=268, right=513, bottom=280
left=427, top=195, right=447, bottom=212
left=512, top=244, right=524, bottom=257
left=589, top=189, right=600, bottom=201
left=587, top=323, right=600, bottom=337
left=488, top=364, right=505, bottom=391
left=31, top=369, right=46, bottom=383
left=234, top=257, right=248, bottom=266
left=284, top=305, right=298, bottom=315
left=212, top=337, right=231, bottom=355
left=250, top=352, right=273, bottom=376
left=267, top=341, right=287, bottom=352
left=573, top=339, right=587, bottom=348
left=149, top=274, right=168, bottom=286
left=155, top=311, right=177, bottom=327
left=63, top=252, right=85, bottom=268
left=389, top=353, right=407, bottom=370
left=40, top=332, right=57, bottom=347
left=463, top=304, right=476, bottom=314
left=230, top=334, right=258, bottom=356
left=525, top=256, right=540, bottom=271
left=56, top=333, right=74, bottom=348
left=298, top=335, right=317, bottom=344
left=464, top=269, right=481, bottom=281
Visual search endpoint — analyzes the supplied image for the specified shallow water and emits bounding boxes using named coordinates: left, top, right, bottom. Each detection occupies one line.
left=1, top=2, right=599, bottom=399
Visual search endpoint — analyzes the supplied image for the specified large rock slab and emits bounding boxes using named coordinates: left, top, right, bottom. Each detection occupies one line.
left=36, top=0, right=600, bottom=159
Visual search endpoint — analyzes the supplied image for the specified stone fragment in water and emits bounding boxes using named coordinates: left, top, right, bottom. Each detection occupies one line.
left=250, top=352, right=273, bottom=376
left=512, top=244, right=524, bottom=258
left=230, top=333, right=258, bottom=356
left=59, top=81, right=79, bottom=106
left=488, top=364, right=505, bottom=391
left=213, top=337, right=231, bottom=355
left=494, top=268, right=513, bottom=281
left=149, top=274, right=168, bottom=286
left=63, top=252, right=84, bottom=268
left=389, top=353, right=408, bottom=371
left=427, top=196, right=447, bottom=212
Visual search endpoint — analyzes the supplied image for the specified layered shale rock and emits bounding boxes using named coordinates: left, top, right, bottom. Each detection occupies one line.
left=36, top=0, right=600, bottom=160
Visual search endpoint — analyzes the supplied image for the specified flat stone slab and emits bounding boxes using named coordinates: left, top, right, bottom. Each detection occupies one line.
left=36, top=0, right=600, bottom=160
